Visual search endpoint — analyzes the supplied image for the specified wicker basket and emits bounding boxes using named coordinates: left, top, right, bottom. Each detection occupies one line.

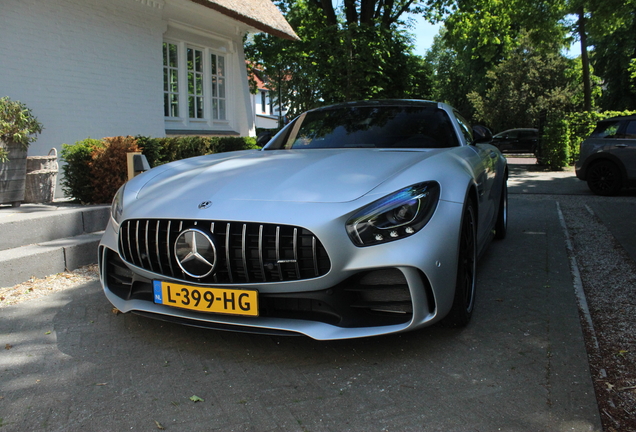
left=24, top=148, right=58, bottom=203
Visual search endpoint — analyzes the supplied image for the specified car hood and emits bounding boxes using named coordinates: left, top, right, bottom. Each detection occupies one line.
left=133, top=149, right=442, bottom=205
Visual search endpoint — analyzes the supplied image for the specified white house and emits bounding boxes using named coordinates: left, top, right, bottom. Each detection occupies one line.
left=249, top=68, right=288, bottom=130
left=0, top=0, right=297, bottom=195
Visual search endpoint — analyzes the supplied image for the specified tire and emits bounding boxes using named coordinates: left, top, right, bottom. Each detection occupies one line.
left=587, top=160, right=622, bottom=196
left=494, top=175, right=508, bottom=240
left=443, top=201, right=477, bottom=328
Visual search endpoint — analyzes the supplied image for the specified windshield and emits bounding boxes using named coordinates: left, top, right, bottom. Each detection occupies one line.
left=266, top=105, right=459, bottom=150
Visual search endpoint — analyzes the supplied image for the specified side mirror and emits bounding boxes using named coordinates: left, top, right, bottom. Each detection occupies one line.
left=256, top=131, right=274, bottom=147
left=472, top=125, right=492, bottom=144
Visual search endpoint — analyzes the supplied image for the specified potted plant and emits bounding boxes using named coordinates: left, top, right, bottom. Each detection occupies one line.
left=0, top=96, right=43, bottom=206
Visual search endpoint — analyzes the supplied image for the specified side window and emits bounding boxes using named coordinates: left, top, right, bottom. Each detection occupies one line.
left=624, top=121, right=636, bottom=139
left=591, top=121, right=621, bottom=138
left=453, top=111, right=473, bottom=144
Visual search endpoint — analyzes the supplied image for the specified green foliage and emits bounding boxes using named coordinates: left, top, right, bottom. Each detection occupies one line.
left=135, top=136, right=257, bottom=166
left=468, top=32, right=581, bottom=132
left=539, top=118, right=570, bottom=169
left=588, top=2, right=636, bottom=110
left=245, top=0, right=435, bottom=117
left=60, top=138, right=104, bottom=204
left=539, top=109, right=636, bottom=169
left=0, top=96, right=43, bottom=161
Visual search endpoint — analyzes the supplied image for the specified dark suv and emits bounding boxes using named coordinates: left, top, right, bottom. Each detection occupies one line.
left=575, top=116, right=636, bottom=195
left=491, top=128, right=539, bottom=153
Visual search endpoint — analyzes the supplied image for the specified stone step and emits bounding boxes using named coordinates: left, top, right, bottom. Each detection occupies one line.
left=0, top=232, right=103, bottom=288
left=0, top=204, right=110, bottom=287
left=0, top=205, right=109, bottom=251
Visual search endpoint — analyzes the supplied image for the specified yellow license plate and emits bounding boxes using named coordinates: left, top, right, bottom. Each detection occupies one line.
left=153, top=281, right=258, bottom=317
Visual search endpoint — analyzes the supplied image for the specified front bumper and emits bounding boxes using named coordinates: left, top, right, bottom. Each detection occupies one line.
left=98, top=199, right=464, bottom=340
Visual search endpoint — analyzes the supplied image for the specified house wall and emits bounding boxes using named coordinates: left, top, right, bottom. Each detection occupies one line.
left=0, top=0, right=256, bottom=198
left=0, top=0, right=167, bottom=158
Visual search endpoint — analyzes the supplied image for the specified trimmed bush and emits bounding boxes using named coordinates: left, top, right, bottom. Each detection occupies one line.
left=90, top=136, right=141, bottom=204
left=60, top=138, right=104, bottom=204
left=540, top=110, right=636, bottom=169
left=540, top=119, right=570, bottom=170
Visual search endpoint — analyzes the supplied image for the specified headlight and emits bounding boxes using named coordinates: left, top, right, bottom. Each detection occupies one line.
left=346, top=182, right=440, bottom=247
left=111, top=184, right=125, bottom=228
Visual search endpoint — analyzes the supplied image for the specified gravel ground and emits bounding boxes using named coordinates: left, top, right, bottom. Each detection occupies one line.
left=1, top=193, right=635, bottom=431
left=556, top=195, right=636, bottom=432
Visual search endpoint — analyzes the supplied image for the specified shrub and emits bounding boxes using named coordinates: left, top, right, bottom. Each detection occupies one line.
left=540, top=110, right=636, bottom=169
left=60, top=138, right=104, bottom=204
left=540, top=118, right=570, bottom=170
left=90, top=136, right=141, bottom=204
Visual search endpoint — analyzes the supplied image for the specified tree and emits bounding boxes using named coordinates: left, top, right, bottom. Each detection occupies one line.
left=585, top=0, right=636, bottom=110
left=467, top=33, right=580, bottom=132
left=244, top=0, right=434, bottom=117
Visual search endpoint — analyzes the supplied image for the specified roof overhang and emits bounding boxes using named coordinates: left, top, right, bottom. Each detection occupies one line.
left=188, top=0, right=299, bottom=40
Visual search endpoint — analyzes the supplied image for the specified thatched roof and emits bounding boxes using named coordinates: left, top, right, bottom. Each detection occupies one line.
left=189, top=0, right=299, bottom=41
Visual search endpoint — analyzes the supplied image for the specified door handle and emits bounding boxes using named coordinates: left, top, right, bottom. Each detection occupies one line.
left=615, top=144, right=628, bottom=148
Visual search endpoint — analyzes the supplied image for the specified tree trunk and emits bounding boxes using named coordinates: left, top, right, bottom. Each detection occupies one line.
left=578, top=7, right=592, bottom=111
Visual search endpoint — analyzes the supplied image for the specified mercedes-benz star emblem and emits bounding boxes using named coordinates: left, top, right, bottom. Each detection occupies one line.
left=174, top=228, right=217, bottom=278
left=198, top=201, right=212, bottom=209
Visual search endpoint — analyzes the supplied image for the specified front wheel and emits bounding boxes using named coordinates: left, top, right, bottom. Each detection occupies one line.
left=587, top=160, right=622, bottom=196
left=443, top=201, right=477, bottom=327
left=494, top=175, right=508, bottom=240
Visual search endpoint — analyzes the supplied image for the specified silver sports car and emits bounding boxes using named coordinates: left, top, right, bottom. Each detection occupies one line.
left=98, top=100, right=508, bottom=340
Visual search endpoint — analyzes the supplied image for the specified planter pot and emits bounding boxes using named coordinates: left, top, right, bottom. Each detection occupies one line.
left=0, top=140, right=28, bottom=207
left=24, top=148, right=58, bottom=203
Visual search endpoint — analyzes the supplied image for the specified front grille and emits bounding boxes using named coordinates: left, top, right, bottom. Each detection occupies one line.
left=118, top=219, right=331, bottom=284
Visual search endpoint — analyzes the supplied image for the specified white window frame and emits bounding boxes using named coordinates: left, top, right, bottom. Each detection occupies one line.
left=163, top=37, right=230, bottom=130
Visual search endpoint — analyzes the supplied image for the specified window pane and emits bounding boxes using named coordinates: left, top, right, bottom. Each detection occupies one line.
left=196, top=75, right=203, bottom=96
left=163, top=42, right=179, bottom=118
left=218, top=56, right=224, bottom=76
left=218, top=99, right=225, bottom=120
left=189, top=96, right=195, bottom=118
left=195, top=50, right=202, bottom=72
left=211, top=54, right=217, bottom=75
left=196, top=97, right=204, bottom=118
left=170, top=70, right=178, bottom=92
left=169, top=44, right=178, bottom=67
left=218, top=78, right=225, bottom=98
left=170, top=94, right=179, bottom=117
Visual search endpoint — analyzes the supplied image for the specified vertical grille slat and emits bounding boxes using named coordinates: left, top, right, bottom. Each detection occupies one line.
left=258, top=225, right=265, bottom=281
left=225, top=222, right=233, bottom=283
left=312, top=236, right=319, bottom=277
left=134, top=221, right=143, bottom=267
left=118, top=219, right=330, bottom=284
left=144, top=220, right=153, bottom=272
left=155, top=220, right=163, bottom=275
left=293, top=228, right=301, bottom=279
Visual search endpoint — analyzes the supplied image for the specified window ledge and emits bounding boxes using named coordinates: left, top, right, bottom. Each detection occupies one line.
left=165, top=129, right=240, bottom=137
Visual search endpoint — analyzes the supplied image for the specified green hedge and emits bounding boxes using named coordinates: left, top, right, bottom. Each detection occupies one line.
left=61, top=135, right=258, bottom=204
left=135, top=135, right=258, bottom=167
left=540, top=110, right=636, bottom=170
